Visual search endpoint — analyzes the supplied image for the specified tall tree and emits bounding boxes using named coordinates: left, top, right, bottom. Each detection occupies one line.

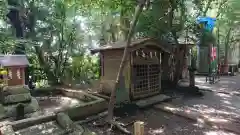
left=6, top=0, right=30, bottom=84
left=107, top=0, right=147, bottom=133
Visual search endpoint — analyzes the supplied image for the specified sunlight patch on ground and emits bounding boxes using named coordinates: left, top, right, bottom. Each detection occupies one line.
left=220, top=81, right=236, bottom=84
left=191, top=104, right=237, bottom=117
left=196, top=85, right=212, bottom=90
left=203, top=115, right=229, bottom=123
left=148, top=127, right=164, bottom=135
left=36, top=96, right=83, bottom=115
left=181, top=104, right=240, bottom=125
left=216, top=93, right=231, bottom=98
left=204, top=131, right=237, bottom=135
left=222, top=105, right=236, bottom=110
left=163, top=106, right=180, bottom=113
left=219, top=88, right=228, bottom=91
left=222, top=100, right=231, bottom=105
left=15, top=121, right=63, bottom=135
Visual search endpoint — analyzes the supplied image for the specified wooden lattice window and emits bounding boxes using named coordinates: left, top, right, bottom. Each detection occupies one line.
left=134, top=64, right=148, bottom=94
left=133, top=64, right=160, bottom=96
left=149, top=64, right=160, bottom=91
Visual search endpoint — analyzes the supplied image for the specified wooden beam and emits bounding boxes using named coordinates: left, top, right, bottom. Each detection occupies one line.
left=134, top=121, right=144, bottom=135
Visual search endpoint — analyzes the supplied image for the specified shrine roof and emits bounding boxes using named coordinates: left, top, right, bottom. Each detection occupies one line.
left=90, top=38, right=173, bottom=54
left=0, top=55, right=29, bottom=67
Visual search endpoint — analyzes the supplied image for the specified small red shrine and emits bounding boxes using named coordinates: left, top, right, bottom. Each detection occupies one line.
left=0, top=55, right=29, bottom=86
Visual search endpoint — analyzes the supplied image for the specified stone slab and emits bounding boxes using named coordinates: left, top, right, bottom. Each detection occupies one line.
left=2, top=85, right=30, bottom=95
left=2, top=93, right=31, bottom=104
left=135, top=94, right=171, bottom=108
left=154, top=103, right=200, bottom=121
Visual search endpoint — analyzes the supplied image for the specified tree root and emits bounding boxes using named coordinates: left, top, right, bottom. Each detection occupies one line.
left=107, top=120, right=132, bottom=135
left=76, top=111, right=131, bottom=134
left=76, top=111, right=108, bottom=124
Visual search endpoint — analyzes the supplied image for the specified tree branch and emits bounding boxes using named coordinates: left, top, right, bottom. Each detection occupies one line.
left=216, top=0, right=228, bottom=18
left=203, top=0, right=213, bottom=16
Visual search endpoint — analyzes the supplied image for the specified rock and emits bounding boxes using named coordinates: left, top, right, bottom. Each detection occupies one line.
left=24, top=97, right=39, bottom=113
left=56, top=112, right=84, bottom=134
left=56, top=112, right=73, bottom=129
left=69, top=124, right=84, bottom=135
left=99, top=80, right=115, bottom=94
left=0, top=125, right=15, bottom=135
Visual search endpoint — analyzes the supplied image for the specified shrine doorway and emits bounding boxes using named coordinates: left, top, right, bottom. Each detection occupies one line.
left=130, top=48, right=161, bottom=100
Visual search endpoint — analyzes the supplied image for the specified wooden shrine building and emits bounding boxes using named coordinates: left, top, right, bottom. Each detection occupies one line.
left=91, top=38, right=172, bottom=102
left=0, top=55, right=29, bottom=86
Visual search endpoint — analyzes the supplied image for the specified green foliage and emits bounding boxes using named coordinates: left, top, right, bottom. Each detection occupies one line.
left=136, top=0, right=170, bottom=39
left=0, top=0, right=240, bottom=86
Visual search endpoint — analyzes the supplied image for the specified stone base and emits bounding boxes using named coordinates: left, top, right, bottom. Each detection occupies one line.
left=0, top=97, right=39, bottom=119
left=135, top=94, right=171, bottom=108
left=0, top=85, right=31, bottom=104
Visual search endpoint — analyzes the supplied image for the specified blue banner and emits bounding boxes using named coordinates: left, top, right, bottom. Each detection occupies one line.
left=196, top=17, right=216, bottom=32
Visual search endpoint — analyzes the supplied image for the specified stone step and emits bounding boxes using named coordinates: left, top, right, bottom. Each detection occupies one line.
left=135, top=94, right=171, bottom=108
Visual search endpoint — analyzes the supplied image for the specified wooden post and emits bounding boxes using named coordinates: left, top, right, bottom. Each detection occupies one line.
left=134, top=121, right=144, bottom=135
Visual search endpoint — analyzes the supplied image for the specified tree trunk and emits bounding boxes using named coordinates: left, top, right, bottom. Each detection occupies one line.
left=189, top=57, right=196, bottom=87
left=217, top=27, right=220, bottom=68
left=224, top=27, right=232, bottom=72
left=6, top=2, right=29, bottom=85
left=107, top=0, right=147, bottom=122
left=189, top=71, right=195, bottom=87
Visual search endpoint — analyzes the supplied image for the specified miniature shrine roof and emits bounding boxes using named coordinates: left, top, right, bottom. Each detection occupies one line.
left=0, top=55, right=29, bottom=67
left=91, top=38, right=173, bottom=54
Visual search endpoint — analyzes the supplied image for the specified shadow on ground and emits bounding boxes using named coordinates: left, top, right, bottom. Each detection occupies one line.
left=83, top=108, right=236, bottom=135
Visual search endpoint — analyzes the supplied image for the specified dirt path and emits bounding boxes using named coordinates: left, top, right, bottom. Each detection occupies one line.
left=150, top=75, right=240, bottom=134
left=195, top=75, right=240, bottom=95
left=83, top=109, right=236, bottom=135
left=82, top=76, right=240, bottom=135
